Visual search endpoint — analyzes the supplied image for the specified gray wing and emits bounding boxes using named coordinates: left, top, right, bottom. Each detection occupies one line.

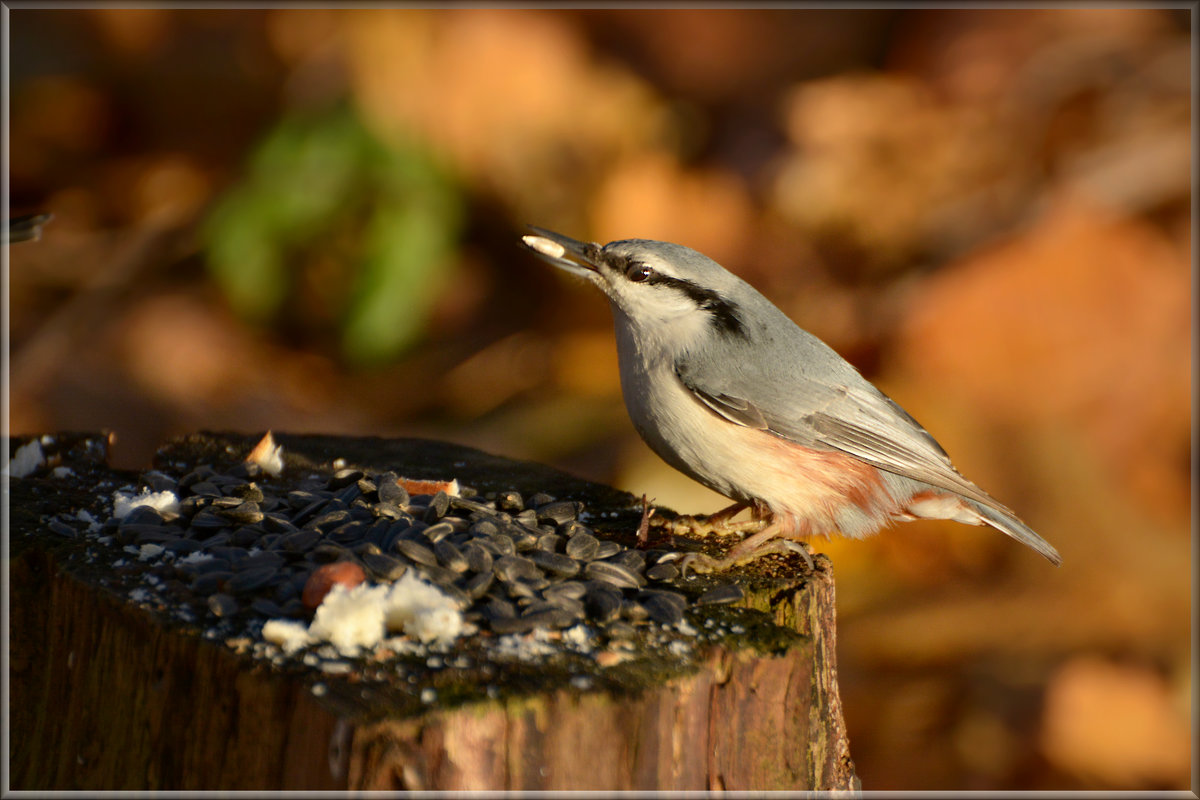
left=675, top=349, right=1012, bottom=514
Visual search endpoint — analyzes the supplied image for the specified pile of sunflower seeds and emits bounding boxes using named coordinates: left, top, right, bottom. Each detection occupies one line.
left=46, top=461, right=745, bottom=644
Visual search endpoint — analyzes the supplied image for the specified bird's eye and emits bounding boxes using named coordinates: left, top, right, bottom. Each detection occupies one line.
left=626, top=262, right=652, bottom=283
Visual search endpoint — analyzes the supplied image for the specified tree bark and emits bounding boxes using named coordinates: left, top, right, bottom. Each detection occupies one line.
left=7, top=431, right=859, bottom=792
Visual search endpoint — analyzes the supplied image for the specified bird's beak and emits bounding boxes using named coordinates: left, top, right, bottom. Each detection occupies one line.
left=521, top=226, right=603, bottom=279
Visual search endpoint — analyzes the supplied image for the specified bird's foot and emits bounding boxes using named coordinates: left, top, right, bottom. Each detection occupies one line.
left=678, top=539, right=814, bottom=576
left=656, top=501, right=765, bottom=539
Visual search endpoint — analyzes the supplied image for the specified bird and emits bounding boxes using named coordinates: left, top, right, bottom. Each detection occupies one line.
left=521, top=226, right=1061, bottom=573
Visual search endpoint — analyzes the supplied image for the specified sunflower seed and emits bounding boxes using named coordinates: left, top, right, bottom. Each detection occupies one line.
left=464, top=571, right=494, bottom=599
left=485, top=597, right=517, bottom=621
left=371, top=502, right=405, bottom=520
left=189, top=481, right=222, bottom=497
left=584, top=560, right=643, bottom=589
left=434, top=540, right=468, bottom=572
left=494, top=491, right=523, bottom=512
left=493, top=554, right=541, bottom=582
left=559, top=520, right=593, bottom=538
left=310, top=509, right=351, bottom=532
left=536, top=501, right=580, bottom=526
left=593, top=540, right=622, bottom=559
left=584, top=589, right=621, bottom=623
left=230, top=526, right=264, bottom=547
left=355, top=541, right=382, bottom=557
left=236, top=552, right=285, bottom=572
left=565, top=532, right=599, bottom=561
left=641, top=594, right=684, bottom=625
left=503, top=579, right=539, bottom=601
left=188, top=510, right=228, bottom=530
left=177, top=496, right=208, bottom=519
left=621, top=600, right=649, bottom=622
left=413, top=562, right=461, bottom=586
left=278, top=529, right=321, bottom=553
left=278, top=598, right=307, bottom=618
left=362, top=552, right=408, bottom=581
left=142, top=470, right=177, bottom=492
left=227, top=567, right=279, bottom=594
left=376, top=475, right=409, bottom=506
left=291, top=499, right=328, bottom=527
left=198, top=532, right=231, bottom=548
left=262, top=513, right=299, bottom=533
left=506, top=526, right=539, bottom=552
left=538, top=595, right=585, bottom=620
left=528, top=550, right=580, bottom=578
left=287, top=490, right=322, bottom=509
left=328, top=468, right=364, bottom=490
left=535, top=533, right=563, bottom=552
left=450, top=496, right=495, bottom=515
left=696, top=583, right=744, bottom=605
left=309, top=543, right=353, bottom=563
left=639, top=588, right=687, bottom=609
left=228, top=483, right=265, bottom=503
left=250, top=598, right=282, bottom=617
left=425, top=491, right=451, bottom=521
left=178, top=466, right=216, bottom=489
left=208, top=593, right=238, bottom=617
left=543, top=581, right=587, bottom=602
left=609, top=549, right=645, bottom=572
left=120, top=506, right=165, bottom=527
left=422, top=521, right=456, bottom=543
left=397, top=539, right=439, bottom=567
left=492, top=608, right=574, bottom=634
left=646, top=562, right=680, bottom=581
left=219, top=502, right=264, bottom=525
left=209, top=545, right=248, bottom=561
left=462, top=542, right=493, bottom=574
left=486, top=533, right=516, bottom=556
left=394, top=522, right=429, bottom=542
left=469, top=519, right=499, bottom=538
left=327, top=521, right=366, bottom=542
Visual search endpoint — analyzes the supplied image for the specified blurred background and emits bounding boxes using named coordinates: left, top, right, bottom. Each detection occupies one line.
left=6, top=7, right=1192, bottom=791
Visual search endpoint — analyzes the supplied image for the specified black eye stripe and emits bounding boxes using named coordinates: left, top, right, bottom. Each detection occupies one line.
left=598, top=252, right=746, bottom=336
left=644, top=273, right=747, bottom=338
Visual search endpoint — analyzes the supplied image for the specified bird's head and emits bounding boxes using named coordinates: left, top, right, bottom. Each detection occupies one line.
left=522, top=227, right=750, bottom=347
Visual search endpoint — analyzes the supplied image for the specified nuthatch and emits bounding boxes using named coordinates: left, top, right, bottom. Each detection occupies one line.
left=521, top=227, right=1061, bottom=572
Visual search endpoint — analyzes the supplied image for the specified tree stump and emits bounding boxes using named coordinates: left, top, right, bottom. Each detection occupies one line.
left=8, top=431, right=858, bottom=792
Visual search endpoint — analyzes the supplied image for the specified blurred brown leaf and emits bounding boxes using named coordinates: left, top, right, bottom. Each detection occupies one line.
left=1040, top=656, right=1190, bottom=787
left=896, top=197, right=1190, bottom=523
left=589, top=152, right=753, bottom=266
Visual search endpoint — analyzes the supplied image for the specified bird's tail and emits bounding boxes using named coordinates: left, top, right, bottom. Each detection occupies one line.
left=969, top=500, right=1062, bottom=566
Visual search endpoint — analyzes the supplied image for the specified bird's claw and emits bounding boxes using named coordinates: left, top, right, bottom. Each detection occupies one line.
left=678, top=552, right=723, bottom=577
left=775, top=539, right=815, bottom=571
